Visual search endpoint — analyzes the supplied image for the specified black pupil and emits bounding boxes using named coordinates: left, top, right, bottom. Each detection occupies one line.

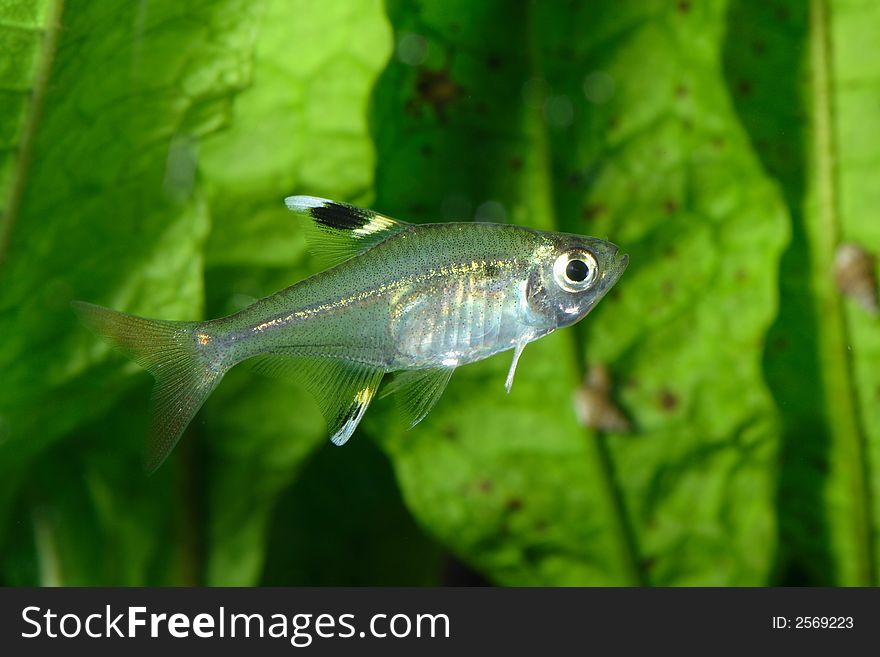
left=565, top=258, right=590, bottom=282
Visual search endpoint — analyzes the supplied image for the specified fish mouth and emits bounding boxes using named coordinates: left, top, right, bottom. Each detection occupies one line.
left=597, top=250, right=629, bottom=290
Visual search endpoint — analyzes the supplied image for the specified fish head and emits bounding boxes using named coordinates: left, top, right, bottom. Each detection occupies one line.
left=523, top=232, right=629, bottom=330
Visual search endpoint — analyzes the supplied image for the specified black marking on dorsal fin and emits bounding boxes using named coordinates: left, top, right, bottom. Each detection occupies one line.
left=285, top=195, right=404, bottom=231
left=284, top=195, right=410, bottom=266
left=310, top=201, right=373, bottom=230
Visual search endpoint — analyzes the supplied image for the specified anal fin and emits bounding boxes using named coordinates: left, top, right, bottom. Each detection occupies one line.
left=247, top=353, right=384, bottom=446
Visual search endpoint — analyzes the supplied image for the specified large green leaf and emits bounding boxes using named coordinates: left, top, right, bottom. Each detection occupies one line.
left=0, top=0, right=261, bottom=583
left=196, top=0, right=394, bottom=585
left=1, top=388, right=192, bottom=586
left=0, top=0, right=259, bottom=466
left=369, top=0, right=787, bottom=585
left=260, top=435, right=445, bottom=586
left=831, top=0, right=880, bottom=588
left=2, top=0, right=877, bottom=588
left=725, top=0, right=880, bottom=585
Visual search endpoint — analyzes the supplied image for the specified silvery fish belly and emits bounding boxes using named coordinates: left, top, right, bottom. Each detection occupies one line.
left=389, top=263, right=523, bottom=369
left=73, top=196, right=628, bottom=472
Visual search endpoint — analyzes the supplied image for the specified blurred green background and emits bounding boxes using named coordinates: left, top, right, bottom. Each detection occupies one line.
left=1, top=0, right=878, bottom=586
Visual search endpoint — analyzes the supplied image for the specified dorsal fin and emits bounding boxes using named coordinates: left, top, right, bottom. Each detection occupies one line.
left=285, top=195, right=409, bottom=266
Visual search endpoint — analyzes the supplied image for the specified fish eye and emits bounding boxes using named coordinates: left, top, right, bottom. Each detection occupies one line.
left=566, top=259, right=589, bottom=282
left=553, top=250, right=598, bottom=292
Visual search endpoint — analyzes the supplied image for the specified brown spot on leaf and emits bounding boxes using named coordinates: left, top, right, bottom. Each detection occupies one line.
left=582, top=204, right=606, bottom=221
left=510, top=156, right=523, bottom=171
left=478, top=479, right=493, bottom=493
left=660, top=280, right=674, bottom=297
left=486, top=54, right=502, bottom=71
left=415, top=68, right=462, bottom=121
left=676, top=84, right=688, bottom=98
left=676, top=1, right=690, bottom=13
left=505, top=498, right=524, bottom=512
left=772, top=336, right=789, bottom=352
left=712, top=136, right=725, bottom=150
left=752, top=39, right=767, bottom=56
left=664, top=199, right=679, bottom=214
left=658, top=389, right=679, bottom=411
left=419, top=144, right=434, bottom=157
left=737, top=80, right=753, bottom=97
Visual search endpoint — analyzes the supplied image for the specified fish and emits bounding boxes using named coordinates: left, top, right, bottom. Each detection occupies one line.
left=73, top=196, right=629, bottom=472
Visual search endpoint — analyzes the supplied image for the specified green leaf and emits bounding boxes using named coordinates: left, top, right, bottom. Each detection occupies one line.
left=260, top=436, right=445, bottom=586
left=201, top=364, right=326, bottom=586
left=200, top=0, right=393, bottom=269
left=5, top=0, right=877, bottom=589
left=369, top=0, right=787, bottom=584
left=0, top=0, right=261, bottom=582
left=830, top=0, right=880, bottom=588
left=196, top=0, right=394, bottom=585
left=0, top=0, right=260, bottom=460
left=1, top=387, right=194, bottom=586
left=725, top=0, right=880, bottom=585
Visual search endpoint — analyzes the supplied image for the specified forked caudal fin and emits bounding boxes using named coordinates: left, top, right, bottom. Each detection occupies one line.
left=72, top=301, right=227, bottom=473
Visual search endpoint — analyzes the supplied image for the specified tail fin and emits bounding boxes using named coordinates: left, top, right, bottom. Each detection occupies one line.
left=72, top=301, right=226, bottom=473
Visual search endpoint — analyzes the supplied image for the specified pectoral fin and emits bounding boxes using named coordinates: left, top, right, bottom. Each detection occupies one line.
left=248, top=353, right=384, bottom=446
left=381, top=367, right=455, bottom=428
left=285, top=196, right=410, bottom=266
left=505, top=340, right=529, bottom=394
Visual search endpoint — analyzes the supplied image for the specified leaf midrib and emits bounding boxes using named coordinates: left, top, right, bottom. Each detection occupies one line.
left=809, top=0, right=876, bottom=586
left=0, top=0, right=64, bottom=267
left=525, top=2, right=643, bottom=586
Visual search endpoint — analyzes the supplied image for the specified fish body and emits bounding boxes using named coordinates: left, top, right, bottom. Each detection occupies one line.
left=74, top=196, right=628, bottom=472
